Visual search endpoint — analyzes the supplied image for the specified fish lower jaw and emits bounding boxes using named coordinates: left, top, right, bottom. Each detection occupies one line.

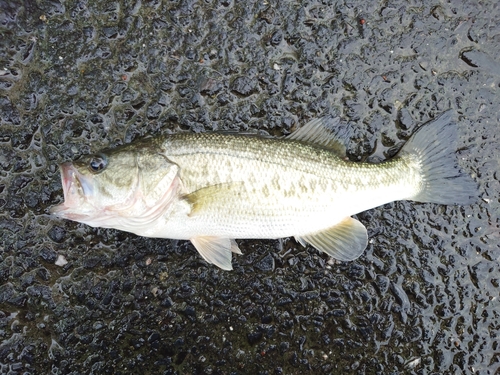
left=49, top=204, right=93, bottom=222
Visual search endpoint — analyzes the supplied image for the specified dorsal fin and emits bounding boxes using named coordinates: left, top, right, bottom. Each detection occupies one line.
left=287, top=116, right=349, bottom=157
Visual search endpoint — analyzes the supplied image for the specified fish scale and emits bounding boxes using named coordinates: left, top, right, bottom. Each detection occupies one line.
left=163, top=133, right=418, bottom=220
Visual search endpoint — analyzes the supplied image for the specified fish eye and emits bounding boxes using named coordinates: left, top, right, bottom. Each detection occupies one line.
left=88, top=154, right=107, bottom=173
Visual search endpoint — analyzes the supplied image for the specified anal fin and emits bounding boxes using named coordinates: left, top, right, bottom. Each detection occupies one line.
left=295, top=217, right=368, bottom=261
left=190, top=236, right=242, bottom=270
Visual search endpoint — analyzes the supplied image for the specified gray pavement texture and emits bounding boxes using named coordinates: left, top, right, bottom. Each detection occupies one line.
left=1, top=0, right=499, bottom=374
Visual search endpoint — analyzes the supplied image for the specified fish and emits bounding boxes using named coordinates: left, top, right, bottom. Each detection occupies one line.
left=51, top=110, right=477, bottom=270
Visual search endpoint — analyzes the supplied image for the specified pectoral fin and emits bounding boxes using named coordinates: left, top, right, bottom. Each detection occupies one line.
left=295, top=217, right=368, bottom=261
left=184, top=182, right=246, bottom=216
left=190, top=236, right=242, bottom=270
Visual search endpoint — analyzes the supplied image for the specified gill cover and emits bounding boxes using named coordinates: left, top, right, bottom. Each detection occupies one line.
left=51, top=147, right=180, bottom=233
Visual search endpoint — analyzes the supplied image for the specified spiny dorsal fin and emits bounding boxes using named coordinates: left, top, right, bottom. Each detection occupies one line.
left=287, top=116, right=350, bottom=157
left=295, top=217, right=368, bottom=261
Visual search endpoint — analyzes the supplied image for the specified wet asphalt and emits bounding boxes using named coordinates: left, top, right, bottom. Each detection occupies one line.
left=0, top=0, right=499, bottom=374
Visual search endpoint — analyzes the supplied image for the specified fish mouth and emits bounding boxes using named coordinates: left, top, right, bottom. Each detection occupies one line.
left=50, top=163, right=93, bottom=220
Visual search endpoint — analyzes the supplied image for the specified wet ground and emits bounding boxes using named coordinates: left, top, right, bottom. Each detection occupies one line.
left=1, top=0, right=499, bottom=374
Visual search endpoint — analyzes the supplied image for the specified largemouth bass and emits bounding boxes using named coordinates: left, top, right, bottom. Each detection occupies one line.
left=51, top=111, right=477, bottom=270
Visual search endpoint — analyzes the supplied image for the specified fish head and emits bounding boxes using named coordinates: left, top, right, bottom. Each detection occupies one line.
left=51, top=143, right=180, bottom=230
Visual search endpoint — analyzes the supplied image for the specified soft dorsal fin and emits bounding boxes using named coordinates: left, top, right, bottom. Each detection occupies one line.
left=295, top=217, right=368, bottom=261
left=287, top=116, right=349, bottom=157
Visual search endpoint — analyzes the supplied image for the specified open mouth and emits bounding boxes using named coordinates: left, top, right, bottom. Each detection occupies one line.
left=50, top=163, right=88, bottom=217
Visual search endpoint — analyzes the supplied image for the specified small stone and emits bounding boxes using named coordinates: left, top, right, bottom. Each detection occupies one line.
left=55, top=255, right=68, bottom=266
left=231, top=76, right=257, bottom=96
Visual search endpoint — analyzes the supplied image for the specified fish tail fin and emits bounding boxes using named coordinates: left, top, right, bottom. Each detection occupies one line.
left=399, top=110, right=478, bottom=205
